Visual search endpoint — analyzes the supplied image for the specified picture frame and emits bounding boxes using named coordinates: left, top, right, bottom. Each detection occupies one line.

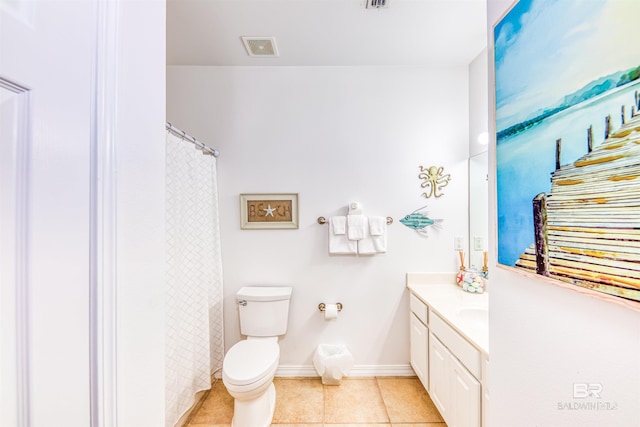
left=240, top=193, right=299, bottom=229
left=494, top=0, right=640, bottom=303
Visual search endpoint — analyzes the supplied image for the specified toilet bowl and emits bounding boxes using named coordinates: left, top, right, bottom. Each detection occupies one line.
left=223, top=338, right=279, bottom=427
left=222, top=286, right=292, bottom=427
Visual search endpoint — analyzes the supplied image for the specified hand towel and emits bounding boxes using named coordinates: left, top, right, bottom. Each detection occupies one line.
left=358, top=216, right=387, bottom=254
left=347, top=215, right=367, bottom=240
left=330, top=216, right=346, bottom=234
left=357, top=217, right=375, bottom=255
left=329, top=216, right=357, bottom=254
left=369, top=216, right=387, bottom=253
left=368, top=216, right=386, bottom=236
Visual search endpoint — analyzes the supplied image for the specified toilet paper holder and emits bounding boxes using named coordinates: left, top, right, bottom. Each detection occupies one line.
left=318, top=302, right=343, bottom=312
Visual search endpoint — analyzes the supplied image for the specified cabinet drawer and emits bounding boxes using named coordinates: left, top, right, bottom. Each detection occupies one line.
left=430, top=311, right=481, bottom=379
left=410, top=293, right=428, bottom=325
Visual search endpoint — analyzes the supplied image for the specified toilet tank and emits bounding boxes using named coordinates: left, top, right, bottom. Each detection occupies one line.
left=237, top=286, right=292, bottom=337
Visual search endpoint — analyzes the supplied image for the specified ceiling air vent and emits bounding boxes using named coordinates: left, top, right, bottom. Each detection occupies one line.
left=241, top=37, right=279, bottom=57
left=366, top=0, right=388, bottom=9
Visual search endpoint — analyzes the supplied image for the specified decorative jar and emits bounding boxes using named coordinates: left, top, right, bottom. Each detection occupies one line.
left=455, top=268, right=487, bottom=294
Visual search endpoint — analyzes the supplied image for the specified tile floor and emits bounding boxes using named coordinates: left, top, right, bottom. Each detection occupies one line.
left=186, top=377, right=447, bottom=427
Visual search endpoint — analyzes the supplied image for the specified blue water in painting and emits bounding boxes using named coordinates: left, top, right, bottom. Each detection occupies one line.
left=497, top=81, right=640, bottom=266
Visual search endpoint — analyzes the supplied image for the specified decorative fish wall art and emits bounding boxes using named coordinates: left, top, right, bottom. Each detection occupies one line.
left=399, top=206, right=443, bottom=237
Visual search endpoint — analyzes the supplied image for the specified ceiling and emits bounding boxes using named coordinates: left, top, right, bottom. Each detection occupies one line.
left=167, top=0, right=488, bottom=67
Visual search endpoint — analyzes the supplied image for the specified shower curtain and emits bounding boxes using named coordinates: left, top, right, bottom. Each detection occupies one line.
left=165, top=130, right=224, bottom=427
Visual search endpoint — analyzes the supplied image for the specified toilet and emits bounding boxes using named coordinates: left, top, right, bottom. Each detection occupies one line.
left=222, top=286, right=292, bottom=427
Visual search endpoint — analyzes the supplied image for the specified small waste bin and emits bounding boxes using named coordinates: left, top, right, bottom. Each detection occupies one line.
left=313, top=344, right=353, bottom=385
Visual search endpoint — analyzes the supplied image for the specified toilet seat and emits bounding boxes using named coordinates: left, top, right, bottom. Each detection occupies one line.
left=223, top=340, right=279, bottom=387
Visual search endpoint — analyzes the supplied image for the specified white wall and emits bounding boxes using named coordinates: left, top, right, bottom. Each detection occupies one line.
left=116, top=0, right=166, bottom=425
left=487, top=1, right=640, bottom=426
left=167, top=65, right=470, bottom=371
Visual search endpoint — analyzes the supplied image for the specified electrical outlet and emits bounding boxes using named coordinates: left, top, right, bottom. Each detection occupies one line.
left=474, top=237, right=485, bottom=251
left=454, top=237, right=464, bottom=251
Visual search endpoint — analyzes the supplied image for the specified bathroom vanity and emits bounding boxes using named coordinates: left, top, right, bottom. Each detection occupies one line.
left=407, top=273, right=489, bottom=427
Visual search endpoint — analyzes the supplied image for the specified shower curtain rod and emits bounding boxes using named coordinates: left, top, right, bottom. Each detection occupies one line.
left=166, top=122, right=220, bottom=157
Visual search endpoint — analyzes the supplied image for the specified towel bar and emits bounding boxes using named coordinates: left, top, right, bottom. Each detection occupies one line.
left=317, top=216, right=393, bottom=225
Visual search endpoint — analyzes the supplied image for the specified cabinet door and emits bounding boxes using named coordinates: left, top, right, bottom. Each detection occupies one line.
left=450, top=356, right=481, bottom=427
left=410, top=313, right=429, bottom=390
left=429, top=333, right=451, bottom=423
left=482, top=356, right=489, bottom=427
left=1, top=3, right=96, bottom=425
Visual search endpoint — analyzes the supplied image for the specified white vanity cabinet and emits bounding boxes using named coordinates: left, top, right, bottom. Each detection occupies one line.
left=428, top=319, right=481, bottom=427
left=407, top=280, right=488, bottom=427
left=482, top=355, right=490, bottom=427
left=450, top=347, right=481, bottom=427
left=427, top=332, right=451, bottom=420
left=409, top=294, right=429, bottom=390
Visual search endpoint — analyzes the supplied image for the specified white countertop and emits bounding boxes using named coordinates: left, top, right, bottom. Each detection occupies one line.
left=407, top=272, right=489, bottom=355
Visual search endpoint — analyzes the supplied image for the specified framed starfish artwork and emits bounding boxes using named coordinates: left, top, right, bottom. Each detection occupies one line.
left=240, top=193, right=299, bottom=229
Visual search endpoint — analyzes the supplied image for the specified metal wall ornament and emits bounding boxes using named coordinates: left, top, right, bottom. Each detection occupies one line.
left=419, top=165, right=451, bottom=198
left=399, top=205, right=443, bottom=237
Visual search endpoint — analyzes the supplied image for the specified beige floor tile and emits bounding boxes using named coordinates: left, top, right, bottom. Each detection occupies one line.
left=271, top=424, right=323, bottom=427
left=377, top=378, right=444, bottom=423
left=187, top=377, right=447, bottom=427
left=189, top=381, right=234, bottom=425
left=391, top=424, right=447, bottom=427
left=391, top=423, right=447, bottom=427
left=272, top=378, right=324, bottom=424
left=326, top=424, right=391, bottom=427
left=323, top=378, right=390, bottom=424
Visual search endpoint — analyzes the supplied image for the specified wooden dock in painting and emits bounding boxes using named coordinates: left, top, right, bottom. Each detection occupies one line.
left=515, top=97, right=640, bottom=302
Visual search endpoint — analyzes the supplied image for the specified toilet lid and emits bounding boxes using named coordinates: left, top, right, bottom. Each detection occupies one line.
left=223, top=340, right=279, bottom=386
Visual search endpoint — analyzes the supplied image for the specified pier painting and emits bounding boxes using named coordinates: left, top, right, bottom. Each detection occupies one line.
left=494, top=0, right=640, bottom=302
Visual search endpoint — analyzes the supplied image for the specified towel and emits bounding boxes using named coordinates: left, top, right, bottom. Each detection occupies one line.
left=330, top=216, right=346, bottom=234
left=368, top=216, right=386, bottom=236
left=347, top=215, right=367, bottom=240
left=329, top=216, right=357, bottom=254
left=370, top=216, right=387, bottom=253
left=358, top=216, right=387, bottom=254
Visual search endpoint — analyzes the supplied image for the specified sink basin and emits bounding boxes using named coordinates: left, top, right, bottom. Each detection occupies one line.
left=456, top=308, right=488, bottom=324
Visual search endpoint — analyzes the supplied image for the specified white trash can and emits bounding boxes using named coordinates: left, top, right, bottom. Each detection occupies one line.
left=313, top=344, right=354, bottom=385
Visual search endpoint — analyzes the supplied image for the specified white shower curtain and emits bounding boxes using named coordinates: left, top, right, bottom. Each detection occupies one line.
left=165, top=131, right=224, bottom=427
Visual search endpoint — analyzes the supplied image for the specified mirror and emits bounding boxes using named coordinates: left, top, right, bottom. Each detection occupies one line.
left=469, top=151, right=489, bottom=270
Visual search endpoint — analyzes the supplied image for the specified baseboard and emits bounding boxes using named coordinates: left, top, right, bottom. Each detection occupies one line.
left=276, top=364, right=415, bottom=378
left=349, top=364, right=416, bottom=377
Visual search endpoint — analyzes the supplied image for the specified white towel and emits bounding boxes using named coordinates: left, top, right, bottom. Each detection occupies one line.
left=358, top=216, right=387, bottom=254
left=368, top=216, right=386, bottom=236
left=347, top=215, right=367, bottom=240
left=329, top=216, right=357, bottom=254
left=369, top=216, right=387, bottom=253
left=357, top=218, right=374, bottom=255
left=330, top=216, right=346, bottom=234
